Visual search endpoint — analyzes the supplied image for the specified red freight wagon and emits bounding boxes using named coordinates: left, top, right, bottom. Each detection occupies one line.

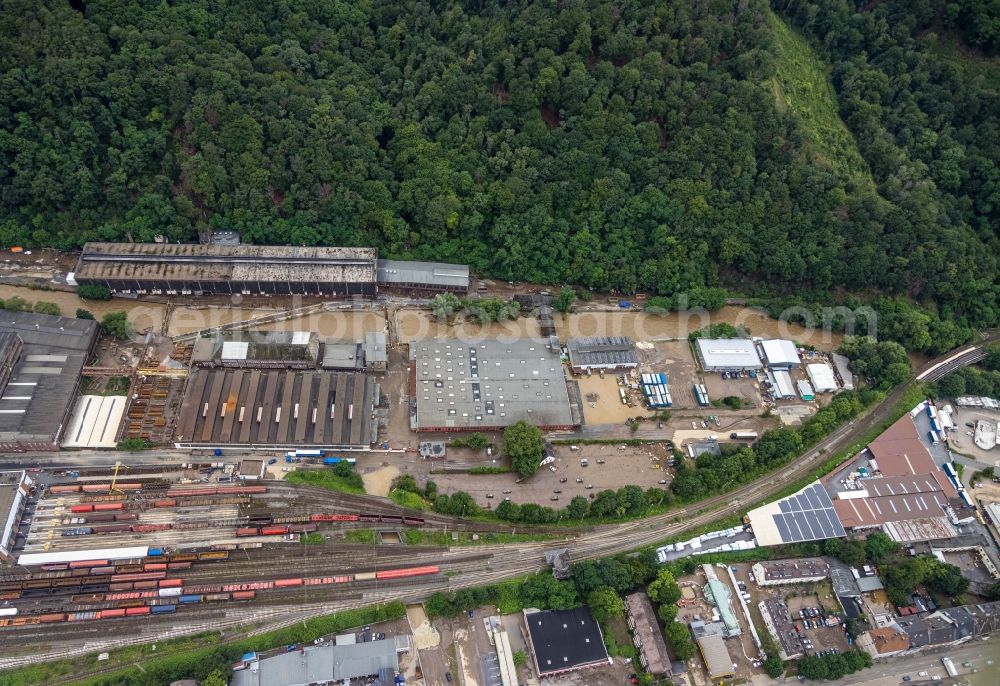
left=375, top=566, right=440, bottom=580
left=93, top=503, right=125, bottom=512
left=91, top=524, right=131, bottom=534
left=110, top=583, right=134, bottom=591
left=111, top=572, right=166, bottom=582
left=69, top=560, right=108, bottom=569
left=131, top=524, right=171, bottom=533
left=158, top=579, right=183, bottom=588
left=143, top=564, right=168, bottom=572
left=232, top=590, right=256, bottom=600
left=70, top=505, right=94, bottom=514
left=41, top=564, right=69, bottom=571
left=49, top=485, right=81, bottom=494
left=132, top=581, right=158, bottom=590
left=98, top=609, right=126, bottom=619
left=125, top=606, right=150, bottom=616
left=39, top=613, right=67, bottom=623
left=310, top=513, right=359, bottom=522
left=82, top=483, right=142, bottom=492
left=273, top=578, right=303, bottom=588
left=259, top=526, right=288, bottom=536
left=236, top=527, right=259, bottom=537
left=154, top=500, right=177, bottom=508
left=167, top=562, right=192, bottom=570
left=90, top=566, right=116, bottom=575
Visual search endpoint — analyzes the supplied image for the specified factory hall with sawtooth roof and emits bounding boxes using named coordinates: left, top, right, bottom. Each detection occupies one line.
left=74, top=242, right=378, bottom=297
left=175, top=369, right=378, bottom=450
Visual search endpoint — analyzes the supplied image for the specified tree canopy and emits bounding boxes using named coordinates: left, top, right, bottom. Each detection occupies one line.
left=0, top=0, right=996, bottom=326
left=504, top=421, right=544, bottom=478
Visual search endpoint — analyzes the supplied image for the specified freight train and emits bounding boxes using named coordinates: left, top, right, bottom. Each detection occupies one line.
left=0, top=565, right=440, bottom=627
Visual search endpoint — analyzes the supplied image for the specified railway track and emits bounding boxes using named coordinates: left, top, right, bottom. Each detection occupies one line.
left=3, top=331, right=998, bottom=672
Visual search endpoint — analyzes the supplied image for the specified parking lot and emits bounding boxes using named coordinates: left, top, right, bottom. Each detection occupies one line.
left=427, top=442, right=674, bottom=509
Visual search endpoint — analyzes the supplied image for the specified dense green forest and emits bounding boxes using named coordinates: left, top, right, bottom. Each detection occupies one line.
left=0, top=0, right=997, bottom=326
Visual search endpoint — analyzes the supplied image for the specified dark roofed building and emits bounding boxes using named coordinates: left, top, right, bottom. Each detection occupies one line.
left=175, top=369, right=377, bottom=450
left=523, top=607, right=609, bottom=677
left=75, top=242, right=377, bottom=297
left=0, top=312, right=98, bottom=451
left=567, top=336, right=638, bottom=373
left=191, top=331, right=320, bottom=369
left=896, top=601, right=1000, bottom=651
left=625, top=593, right=672, bottom=677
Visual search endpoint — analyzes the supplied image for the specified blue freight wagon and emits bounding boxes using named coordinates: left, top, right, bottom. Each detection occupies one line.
left=178, top=595, right=202, bottom=604
left=148, top=548, right=164, bottom=557
left=151, top=604, right=177, bottom=614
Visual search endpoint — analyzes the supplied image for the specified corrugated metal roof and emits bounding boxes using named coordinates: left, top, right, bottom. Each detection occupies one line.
left=377, top=258, right=469, bottom=288
left=696, top=339, right=762, bottom=369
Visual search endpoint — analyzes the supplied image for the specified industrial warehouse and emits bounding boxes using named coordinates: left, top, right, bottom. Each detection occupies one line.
left=175, top=369, right=378, bottom=450
left=0, top=312, right=99, bottom=451
left=523, top=607, right=610, bottom=678
left=566, top=336, right=638, bottom=374
left=410, top=338, right=578, bottom=431
left=73, top=243, right=470, bottom=297
left=74, top=243, right=378, bottom=297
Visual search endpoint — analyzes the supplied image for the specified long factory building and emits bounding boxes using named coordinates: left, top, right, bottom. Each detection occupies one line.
left=174, top=369, right=378, bottom=450
left=73, top=243, right=470, bottom=297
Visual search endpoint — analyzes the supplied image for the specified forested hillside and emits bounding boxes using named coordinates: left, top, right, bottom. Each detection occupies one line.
left=0, top=0, right=997, bottom=326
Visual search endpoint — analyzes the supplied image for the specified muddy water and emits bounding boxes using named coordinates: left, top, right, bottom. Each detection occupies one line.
left=395, top=309, right=542, bottom=343
left=0, top=285, right=166, bottom=333
left=396, top=305, right=845, bottom=351
left=577, top=374, right=636, bottom=424
left=167, top=307, right=386, bottom=339
left=555, top=307, right=846, bottom=350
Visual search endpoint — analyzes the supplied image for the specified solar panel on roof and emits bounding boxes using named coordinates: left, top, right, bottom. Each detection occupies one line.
left=773, top=515, right=791, bottom=541
left=779, top=500, right=792, bottom=513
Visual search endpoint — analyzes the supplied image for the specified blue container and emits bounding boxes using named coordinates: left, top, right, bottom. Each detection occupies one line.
left=178, top=595, right=202, bottom=604
left=151, top=604, right=176, bottom=614
left=148, top=548, right=163, bottom=557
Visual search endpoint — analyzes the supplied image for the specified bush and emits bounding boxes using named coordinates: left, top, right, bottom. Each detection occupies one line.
left=76, top=308, right=95, bottom=320
left=78, top=284, right=113, bottom=300
left=101, top=311, right=132, bottom=340
left=451, top=432, right=490, bottom=450
left=32, top=301, right=61, bottom=316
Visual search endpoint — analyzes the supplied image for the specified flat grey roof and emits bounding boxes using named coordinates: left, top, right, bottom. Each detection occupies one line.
left=76, top=242, right=377, bottom=284
left=0, top=313, right=97, bottom=444
left=231, top=639, right=397, bottom=686
left=321, top=342, right=364, bottom=370
left=175, top=369, right=376, bottom=449
left=567, top=336, right=638, bottom=368
left=413, top=339, right=574, bottom=430
left=0, top=311, right=98, bottom=351
left=696, top=338, right=762, bottom=370
left=377, top=258, right=469, bottom=289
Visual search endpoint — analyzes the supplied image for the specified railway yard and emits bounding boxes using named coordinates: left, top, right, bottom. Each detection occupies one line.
left=1, top=468, right=545, bottom=657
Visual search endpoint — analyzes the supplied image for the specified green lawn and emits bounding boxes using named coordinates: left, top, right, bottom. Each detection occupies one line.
left=768, top=10, right=872, bottom=182
left=388, top=488, right=430, bottom=510
left=285, top=468, right=366, bottom=495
